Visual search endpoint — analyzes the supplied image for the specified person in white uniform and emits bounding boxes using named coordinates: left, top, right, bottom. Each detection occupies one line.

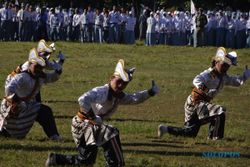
left=0, top=40, right=64, bottom=140
left=46, top=59, right=160, bottom=167
left=158, top=47, right=250, bottom=140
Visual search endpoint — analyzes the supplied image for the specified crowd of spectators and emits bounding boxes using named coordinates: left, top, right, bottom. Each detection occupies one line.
left=0, top=1, right=249, bottom=48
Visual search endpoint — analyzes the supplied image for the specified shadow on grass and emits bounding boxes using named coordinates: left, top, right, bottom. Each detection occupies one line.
left=35, top=138, right=75, bottom=143
left=1, top=143, right=249, bottom=159
left=43, top=100, right=78, bottom=104
left=151, top=139, right=208, bottom=146
left=0, top=143, right=75, bottom=152
left=109, top=118, right=175, bottom=124
left=54, top=116, right=174, bottom=124
left=122, top=142, right=190, bottom=148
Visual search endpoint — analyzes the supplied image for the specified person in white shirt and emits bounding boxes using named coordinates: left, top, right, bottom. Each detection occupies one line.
left=108, top=5, right=120, bottom=43
left=119, top=7, right=127, bottom=43
left=102, top=10, right=110, bottom=43
left=61, top=8, right=69, bottom=41
left=45, top=59, right=160, bottom=167
left=0, top=40, right=64, bottom=140
left=164, top=12, right=174, bottom=45
left=49, top=8, right=59, bottom=41
left=215, top=11, right=227, bottom=47
left=205, top=11, right=216, bottom=46
left=225, top=12, right=236, bottom=48
left=87, top=6, right=95, bottom=42
left=158, top=47, right=250, bottom=140
left=79, top=8, right=88, bottom=42
left=94, top=8, right=104, bottom=43
left=72, top=8, right=81, bottom=41
left=146, top=11, right=156, bottom=46
left=235, top=13, right=247, bottom=49
left=0, top=2, right=12, bottom=41
left=17, top=3, right=24, bottom=41
left=125, top=11, right=136, bottom=44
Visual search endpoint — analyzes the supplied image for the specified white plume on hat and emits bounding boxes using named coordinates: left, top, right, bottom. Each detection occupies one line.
left=214, top=47, right=237, bottom=66
left=227, top=51, right=237, bottom=66
left=28, top=48, right=46, bottom=67
left=37, top=39, right=54, bottom=53
left=113, top=59, right=135, bottom=82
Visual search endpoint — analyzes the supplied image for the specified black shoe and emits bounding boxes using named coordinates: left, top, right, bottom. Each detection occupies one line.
left=158, top=125, right=169, bottom=138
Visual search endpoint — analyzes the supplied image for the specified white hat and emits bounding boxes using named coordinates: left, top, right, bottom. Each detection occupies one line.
left=214, top=47, right=237, bottom=66
left=28, top=48, right=46, bottom=67
left=227, top=51, right=237, bottom=66
left=113, top=59, right=135, bottom=82
left=37, top=39, right=54, bottom=53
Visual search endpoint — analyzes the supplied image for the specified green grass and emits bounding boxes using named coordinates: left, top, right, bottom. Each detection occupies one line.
left=0, top=42, right=250, bottom=167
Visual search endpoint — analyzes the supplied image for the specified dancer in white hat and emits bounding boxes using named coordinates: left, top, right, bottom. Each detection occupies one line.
left=158, top=47, right=250, bottom=140
left=5, top=39, right=64, bottom=87
left=0, top=41, right=64, bottom=140
left=46, top=59, right=160, bottom=167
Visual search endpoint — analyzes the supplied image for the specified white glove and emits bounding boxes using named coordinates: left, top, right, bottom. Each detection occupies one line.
left=243, top=65, right=250, bottom=81
left=206, top=89, right=217, bottom=97
left=49, top=43, right=56, bottom=51
left=94, top=115, right=102, bottom=125
left=148, top=80, right=160, bottom=96
left=57, top=51, right=65, bottom=65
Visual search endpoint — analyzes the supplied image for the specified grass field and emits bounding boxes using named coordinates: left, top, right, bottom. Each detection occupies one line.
left=0, top=42, right=250, bottom=167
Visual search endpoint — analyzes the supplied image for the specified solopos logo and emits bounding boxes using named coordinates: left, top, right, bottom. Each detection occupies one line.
left=202, top=152, right=240, bottom=158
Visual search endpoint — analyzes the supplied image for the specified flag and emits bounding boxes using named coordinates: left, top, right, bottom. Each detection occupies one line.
left=191, top=0, right=196, bottom=15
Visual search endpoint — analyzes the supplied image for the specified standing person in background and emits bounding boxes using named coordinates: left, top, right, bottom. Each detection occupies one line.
left=87, top=5, right=95, bottom=42
left=156, top=11, right=166, bottom=45
left=26, top=5, right=34, bottom=41
left=67, top=8, right=74, bottom=41
left=49, top=8, right=59, bottom=41
left=235, top=13, right=247, bottom=49
left=225, top=12, right=236, bottom=48
left=165, top=11, right=174, bottom=45
left=146, top=11, right=156, bottom=46
left=103, top=10, right=110, bottom=43
left=246, top=14, right=250, bottom=48
left=17, top=3, right=24, bottom=41
left=184, top=11, right=192, bottom=46
left=72, top=8, right=81, bottom=41
left=0, top=2, right=11, bottom=41
left=45, top=59, right=160, bottom=167
left=215, top=11, right=227, bottom=47
left=57, top=6, right=64, bottom=41
left=11, top=3, right=19, bottom=41
left=139, top=9, right=148, bottom=41
left=80, top=8, right=88, bottom=42
left=94, top=8, right=104, bottom=43
left=193, top=8, right=207, bottom=47
left=205, top=11, right=217, bottom=46
left=61, top=8, right=70, bottom=41
left=158, top=47, right=250, bottom=140
left=119, top=7, right=127, bottom=44
left=22, top=4, right=30, bottom=41
left=109, top=5, right=120, bottom=43
left=125, top=11, right=136, bottom=44
left=35, top=6, right=48, bottom=41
